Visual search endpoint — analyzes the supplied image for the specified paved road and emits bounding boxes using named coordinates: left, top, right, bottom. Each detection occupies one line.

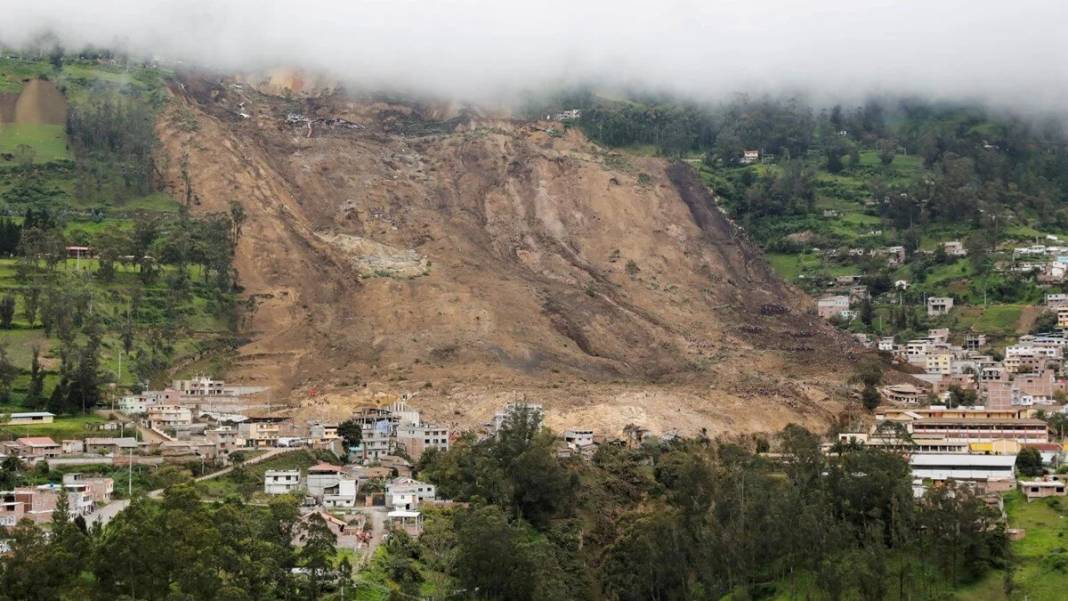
left=84, top=499, right=130, bottom=528
left=91, top=448, right=295, bottom=521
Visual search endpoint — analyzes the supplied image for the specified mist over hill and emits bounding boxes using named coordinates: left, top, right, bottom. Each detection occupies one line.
left=2, top=1, right=1067, bottom=112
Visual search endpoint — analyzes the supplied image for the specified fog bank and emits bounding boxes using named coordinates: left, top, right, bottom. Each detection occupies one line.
left=2, top=1, right=1066, bottom=108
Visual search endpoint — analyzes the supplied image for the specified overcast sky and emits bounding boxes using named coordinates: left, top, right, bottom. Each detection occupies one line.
left=2, top=1, right=1067, bottom=108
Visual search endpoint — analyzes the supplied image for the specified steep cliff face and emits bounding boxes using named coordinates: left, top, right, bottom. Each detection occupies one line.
left=156, top=75, right=861, bottom=435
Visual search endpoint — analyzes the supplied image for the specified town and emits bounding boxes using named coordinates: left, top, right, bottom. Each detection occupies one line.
left=1, top=377, right=610, bottom=557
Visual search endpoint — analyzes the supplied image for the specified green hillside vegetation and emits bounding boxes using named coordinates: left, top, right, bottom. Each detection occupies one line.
left=0, top=54, right=241, bottom=421
left=567, top=93, right=1068, bottom=346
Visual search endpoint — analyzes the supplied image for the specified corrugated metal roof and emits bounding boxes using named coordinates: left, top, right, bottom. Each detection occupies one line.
left=910, top=453, right=1017, bottom=467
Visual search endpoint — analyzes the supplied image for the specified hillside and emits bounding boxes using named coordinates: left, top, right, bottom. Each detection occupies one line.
left=155, top=74, right=862, bottom=435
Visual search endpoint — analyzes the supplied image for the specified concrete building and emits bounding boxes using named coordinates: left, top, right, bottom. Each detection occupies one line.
left=264, top=470, right=302, bottom=495
left=395, top=423, right=450, bottom=461
left=879, top=383, right=926, bottom=404
left=2, top=412, right=54, bottom=425
left=817, top=295, right=850, bottom=320
left=386, top=478, right=436, bottom=511
left=910, top=453, right=1016, bottom=483
left=492, top=402, right=544, bottom=434
left=926, top=351, right=953, bottom=376
left=927, top=296, right=955, bottom=316
left=12, top=437, right=60, bottom=461
left=943, top=241, right=967, bottom=257
left=238, top=417, right=288, bottom=448
left=147, top=404, right=193, bottom=429
left=322, top=478, right=358, bottom=508
left=1020, top=479, right=1067, bottom=501
left=306, top=463, right=346, bottom=497
left=172, top=376, right=226, bottom=397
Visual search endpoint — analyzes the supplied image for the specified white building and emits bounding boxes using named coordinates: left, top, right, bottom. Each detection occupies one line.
left=909, top=453, right=1017, bottom=483
left=323, top=478, right=359, bottom=508
left=386, top=477, right=437, bottom=511
left=264, top=470, right=302, bottom=495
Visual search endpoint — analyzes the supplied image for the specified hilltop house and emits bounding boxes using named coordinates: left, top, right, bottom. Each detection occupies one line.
left=740, top=149, right=760, bottom=164
left=944, top=241, right=967, bottom=257
left=927, top=296, right=954, bottom=316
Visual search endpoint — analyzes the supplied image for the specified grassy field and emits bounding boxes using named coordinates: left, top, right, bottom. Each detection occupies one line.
left=954, top=491, right=1068, bottom=601
left=0, top=413, right=107, bottom=441
left=0, top=123, right=69, bottom=164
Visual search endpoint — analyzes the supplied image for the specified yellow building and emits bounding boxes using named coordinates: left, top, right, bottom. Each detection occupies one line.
left=969, top=440, right=1021, bottom=455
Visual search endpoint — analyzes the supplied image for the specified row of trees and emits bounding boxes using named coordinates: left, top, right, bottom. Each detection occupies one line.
left=66, top=97, right=158, bottom=203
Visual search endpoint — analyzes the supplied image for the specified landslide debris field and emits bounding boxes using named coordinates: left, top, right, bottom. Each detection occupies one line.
left=158, top=73, right=862, bottom=435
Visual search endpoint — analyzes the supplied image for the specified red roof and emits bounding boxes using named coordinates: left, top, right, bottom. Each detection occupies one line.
left=308, top=463, right=344, bottom=473
left=1024, top=443, right=1062, bottom=452
left=17, top=437, right=58, bottom=447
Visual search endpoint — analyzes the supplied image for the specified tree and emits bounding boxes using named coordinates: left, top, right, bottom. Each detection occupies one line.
left=1031, top=310, right=1059, bottom=334
left=859, top=296, right=874, bottom=327
left=877, top=138, right=897, bottom=166
left=298, top=513, right=338, bottom=598
left=0, top=345, right=18, bottom=402
left=826, top=145, right=846, bottom=174
left=27, top=346, right=44, bottom=407
left=229, top=200, right=247, bottom=249
left=947, top=385, right=978, bottom=408
left=861, top=384, right=882, bottom=411
left=1015, top=447, right=1043, bottom=478
left=337, top=418, right=363, bottom=456
left=20, top=286, right=40, bottom=327
left=0, top=295, right=15, bottom=329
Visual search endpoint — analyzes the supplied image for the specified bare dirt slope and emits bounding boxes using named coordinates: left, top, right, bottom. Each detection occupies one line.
left=11, top=79, right=67, bottom=124
left=156, top=75, right=862, bottom=436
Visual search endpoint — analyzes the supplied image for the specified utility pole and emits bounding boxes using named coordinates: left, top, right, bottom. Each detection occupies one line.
left=128, top=445, right=133, bottom=498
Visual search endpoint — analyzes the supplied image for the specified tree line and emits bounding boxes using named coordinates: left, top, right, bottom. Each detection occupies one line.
left=0, top=485, right=347, bottom=601
left=407, top=408, right=1006, bottom=601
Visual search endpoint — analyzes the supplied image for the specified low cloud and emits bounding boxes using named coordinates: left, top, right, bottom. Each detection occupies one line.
left=2, top=1, right=1067, bottom=109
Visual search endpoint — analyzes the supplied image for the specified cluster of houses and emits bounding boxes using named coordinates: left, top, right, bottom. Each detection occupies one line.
left=869, top=318, right=1068, bottom=409
left=1009, top=240, right=1068, bottom=283
left=1, top=473, right=114, bottom=530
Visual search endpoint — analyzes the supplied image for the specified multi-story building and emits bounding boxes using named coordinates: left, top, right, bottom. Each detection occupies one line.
left=264, top=470, right=302, bottom=495
left=386, top=478, right=437, bottom=511
left=172, top=376, right=226, bottom=397
left=238, top=417, right=288, bottom=448
left=147, top=405, right=193, bottom=429
left=926, top=351, right=953, bottom=376
left=817, top=295, right=850, bottom=320
left=927, top=296, right=955, bottom=316
left=395, top=423, right=450, bottom=461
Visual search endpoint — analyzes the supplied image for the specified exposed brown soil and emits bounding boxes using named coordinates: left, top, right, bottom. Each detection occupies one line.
left=156, top=74, right=865, bottom=436
left=11, top=79, right=67, bottom=124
